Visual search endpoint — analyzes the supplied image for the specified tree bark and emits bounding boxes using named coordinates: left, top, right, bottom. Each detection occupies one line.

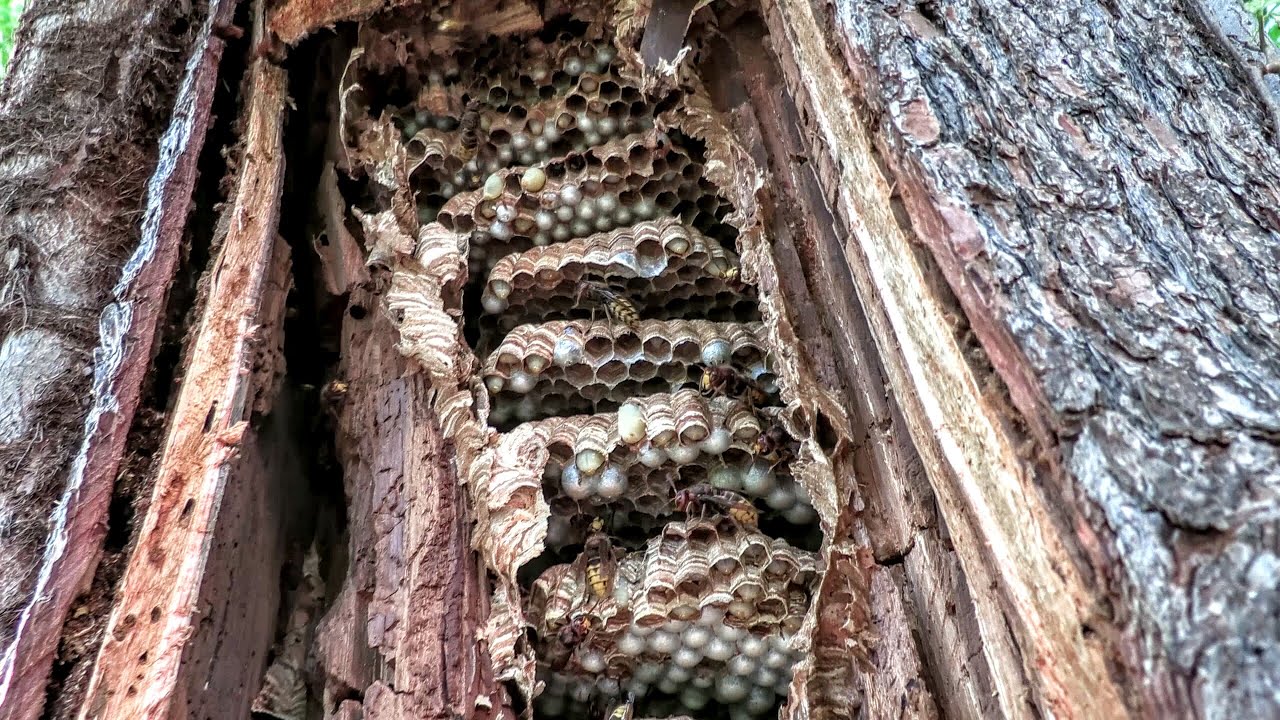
left=762, top=0, right=1280, bottom=717
left=0, top=1, right=228, bottom=717
left=3, top=0, right=1279, bottom=718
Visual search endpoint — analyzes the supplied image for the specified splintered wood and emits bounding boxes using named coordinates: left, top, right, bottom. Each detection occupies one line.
left=74, top=55, right=292, bottom=719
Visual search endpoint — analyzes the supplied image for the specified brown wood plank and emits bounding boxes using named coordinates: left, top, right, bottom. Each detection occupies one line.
left=74, top=49, right=290, bottom=719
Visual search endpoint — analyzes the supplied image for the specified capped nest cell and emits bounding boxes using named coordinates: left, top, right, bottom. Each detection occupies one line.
left=528, top=519, right=819, bottom=719
left=344, top=4, right=865, bottom=719
left=483, top=319, right=778, bottom=428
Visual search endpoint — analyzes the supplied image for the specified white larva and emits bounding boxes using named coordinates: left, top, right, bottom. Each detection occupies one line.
left=765, top=485, right=796, bottom=511
left=481, top=295, right=507, bottom=314
left=680, top=687, right=710, bottom=710
left=489, top=221, right=513, bottom=241
left=727, top=654, right=756, bottom=677
left=628, top=680, right=649, bottom=697
left=576, top=449, right=606, bottom=475
left=617, top=633, right=645, bottom=656
left=520, top=167, right=546, bottom=192
left=617, top=402, right=647, bottom=444
left=597, top=677, right=620, bottom=697
left=665, top=665, right=692, bottom=684
left=754, top=667, right=778, bottom=688
left=666, top=444, right=700, bottom=465
left=709, top=464, right=742, bottom=491
left=634, top=663, right=663, bottom=683
left=483, top=173, right=503, bottom=200
left=699, top=605, right=726, bottom=625
left=764, top=649, right=790, bottom=669
left=717, top=623, right=747, bottom=642
left=553, top=336, right=583, bottom=366
left=559, top=183, right=582, bottom=206
left=638, top=445, right=667, bottom=468
left=490, top=279, right=513, bottom=299
left=739, top=635, right=767, bottom=658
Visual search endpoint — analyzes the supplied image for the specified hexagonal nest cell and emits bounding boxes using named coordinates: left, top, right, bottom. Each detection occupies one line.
left=338, top=3, right=865, bottom=719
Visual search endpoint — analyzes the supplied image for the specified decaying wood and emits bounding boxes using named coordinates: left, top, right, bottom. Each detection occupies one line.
left=760, top=0, right=1132, bottom=718
left=0, top=1, right=233, bottom=717
left=74, top=48, right=292, bottom=718
left=312, top=287, right=514, bottom=720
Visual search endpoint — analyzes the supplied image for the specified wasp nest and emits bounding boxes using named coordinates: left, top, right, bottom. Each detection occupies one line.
left=344, top=6, right=836, bottom=718
left=481, top=218, right=757, bottom=331
left=483, top=320, right=776, bottom=428
left=529, top=520, right=818, bottom=719
left=515, top=390, right=818, bottom=549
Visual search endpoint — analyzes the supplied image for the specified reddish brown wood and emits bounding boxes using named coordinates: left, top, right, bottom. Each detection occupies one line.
left=74, top=53, right=291, bottom=719
left=312, top=287, right=513, bottom=720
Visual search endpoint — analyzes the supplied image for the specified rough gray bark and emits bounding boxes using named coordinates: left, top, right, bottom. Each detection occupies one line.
left=0, top=0, right=222, bottom=716
left=826, top=0, right=1280, bottom=716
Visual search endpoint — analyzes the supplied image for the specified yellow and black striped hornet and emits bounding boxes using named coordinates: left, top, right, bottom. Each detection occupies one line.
left=674, top=483, right=760, bottom=530
left=699, top=365, right=768, bottom=408
left=754, top=419, right=797, bottom=471
left=605, top=693, right=635, bottom=720
left=579, top=517, right=618, bottom=600
left=456, top=98, right=482, bottom=162
left=574, top=279, right=640, bottom=329
left=716, top=262, right=747, bottom=292
left=547, top=612, right=598, bottom=670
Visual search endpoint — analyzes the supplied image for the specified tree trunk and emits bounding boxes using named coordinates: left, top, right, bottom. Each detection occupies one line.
left=0, top=1, right=1276, bottom=719
left=0, top=0, right=229, bottom=717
